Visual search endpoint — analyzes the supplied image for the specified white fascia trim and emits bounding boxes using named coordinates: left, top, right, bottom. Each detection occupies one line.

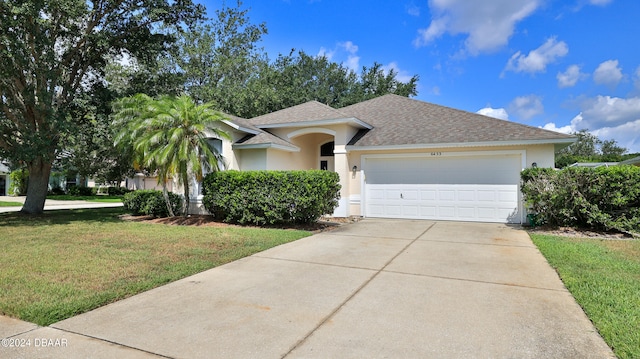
left=221, top=120, right=261, bottom=135
left=232, top=143, right=300, bottom=152
left=346, top=138, right=576, bottom=152
left=256, top=117, right=373, bottom=130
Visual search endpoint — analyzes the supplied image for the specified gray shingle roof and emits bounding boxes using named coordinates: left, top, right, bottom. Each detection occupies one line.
left=247, top=101, right=352, bottom=126
left=339, top=94, right=574, bottom=147
left=219, top=113, right=298, bottom=151
left=235, top=130, right=298, bottom=150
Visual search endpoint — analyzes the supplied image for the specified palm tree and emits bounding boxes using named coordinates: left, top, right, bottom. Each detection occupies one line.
left=114, top=94, right=230, bottom=216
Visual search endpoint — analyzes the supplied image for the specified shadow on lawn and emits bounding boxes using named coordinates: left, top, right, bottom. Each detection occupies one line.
left=0, top=207, right=127, bottom=226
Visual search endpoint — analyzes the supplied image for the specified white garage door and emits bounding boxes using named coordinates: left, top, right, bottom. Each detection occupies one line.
left=364, top=154, right=522, bottom=223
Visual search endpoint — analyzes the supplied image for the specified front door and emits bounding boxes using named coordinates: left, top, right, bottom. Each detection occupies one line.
left=0, top=176, right=6, bottom=196
left=320, top=141, right=335, bottom=171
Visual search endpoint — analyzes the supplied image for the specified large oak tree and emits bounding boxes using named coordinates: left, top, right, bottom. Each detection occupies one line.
left=0, top=0, right=204, bottom=214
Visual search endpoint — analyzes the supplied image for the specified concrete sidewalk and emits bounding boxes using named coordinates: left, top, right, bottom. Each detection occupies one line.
left=0, top=196, right=123, bottom=213
left=1, top=220, right=614, bottom=358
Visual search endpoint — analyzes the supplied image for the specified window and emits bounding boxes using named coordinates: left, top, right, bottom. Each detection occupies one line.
left=320, top=141, right=334, bottom=157
left=207, top=138, right=223, bottom=154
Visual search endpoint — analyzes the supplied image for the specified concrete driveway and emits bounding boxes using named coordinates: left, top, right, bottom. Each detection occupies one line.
left=1, top=219, right=614, bottom=358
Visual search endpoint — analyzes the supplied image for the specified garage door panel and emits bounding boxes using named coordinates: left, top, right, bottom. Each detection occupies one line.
left=438, top=190, right=456, bottom=201
left=364, top=155, right=522, bottom=223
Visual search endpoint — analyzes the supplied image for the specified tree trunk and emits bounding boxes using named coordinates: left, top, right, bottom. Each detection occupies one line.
left=21, top=157, right=53, bottom=214
left=182, top=173, right=190, bottom=217
left=162, top=184, right=175, bottom=217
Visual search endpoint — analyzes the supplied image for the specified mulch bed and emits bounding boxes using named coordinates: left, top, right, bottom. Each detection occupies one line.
left=527, top=225, right=637, bottom=240
left=119, top=214, right=361, bottom=233
left=120, top=214, right=636, bottom=239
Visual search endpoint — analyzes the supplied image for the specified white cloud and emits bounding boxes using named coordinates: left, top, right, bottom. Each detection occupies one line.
left=557, top=64, right=586, bottom=88
left=319, top=41, right=361, bottom=72
left=542, top=122, right=573, bottom=134
left=593, top=59, right=623, bottom=87
left=477, top=107, right=509, bottom=120
left=338, top=41, right=360, bottom=72
left=414, top=0, right=541, bottom=54
left=503, top=37, right=568, bottom=76
left=508, top=94, right=544, bottom=119
left=317, top=47, right=334, bottom=60
left=573, top=95, right=640, bottom=129
left=592, top=120, right=640, bottom=153
left=633, top=65, right=640, bottom=90
left=381, top=62, right=414, bottom=83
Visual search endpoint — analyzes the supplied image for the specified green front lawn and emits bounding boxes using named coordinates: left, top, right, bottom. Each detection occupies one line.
left=530, top=234, right=640, bottom=359
left=0, top=208, right=311, bottom=326
left=46, top=194, right=123, bottom=202
left=0, top=201, right=22, bottom=207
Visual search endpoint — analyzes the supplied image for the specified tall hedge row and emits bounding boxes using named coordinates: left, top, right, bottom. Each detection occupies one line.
left=202, top=170, right=341, bottom=225
left=521, top=166, right=640, bottom=234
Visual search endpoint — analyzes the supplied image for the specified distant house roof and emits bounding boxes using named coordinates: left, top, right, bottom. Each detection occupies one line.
left=620, top=155, right=640, bottom=166
left=568, top=162, right=620, bottom=168
left=0, top=162, right=9, bottom=173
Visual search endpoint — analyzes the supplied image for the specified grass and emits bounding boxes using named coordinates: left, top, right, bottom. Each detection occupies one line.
left=0, top=201, right=22, bottom=207
left=46, top=194, right=123, bottom=202
left=530, top=233, right=640, bottom=359
left=0, top=207, right=311, bottom=326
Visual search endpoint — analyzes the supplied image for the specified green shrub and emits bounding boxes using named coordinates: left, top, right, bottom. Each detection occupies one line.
left=68, top=186, right=96, bottom=196
left=107, top=186, right=131, bottom=196
left=9, top=169, right=28, bottom=196
left=48, top=186, right=65, bottom=195
left=202, top=170, right=341, bottom=225
left=123, top=190, right=182, bottom=217
left=521, top=166, right=640, bottom=233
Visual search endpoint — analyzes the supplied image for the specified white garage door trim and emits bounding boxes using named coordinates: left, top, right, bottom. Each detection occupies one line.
left=362, top=150, right=526, bottom=223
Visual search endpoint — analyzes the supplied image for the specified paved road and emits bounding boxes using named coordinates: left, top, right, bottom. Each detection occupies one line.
left=0, top=219, right=614, bottom=358
left=0, top=196, right=123, bottom=213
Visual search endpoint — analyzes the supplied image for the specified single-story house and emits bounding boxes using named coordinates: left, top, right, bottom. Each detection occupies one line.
left=620, top=155, right=640, bottom=166
left=0, top=162, right=10, bottom=196
left=187, top=94, right=574, bottom=224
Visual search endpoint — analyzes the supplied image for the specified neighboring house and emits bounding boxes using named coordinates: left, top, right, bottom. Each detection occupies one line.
left=186, top=94, right=574, bottom=224
left=568, top=162, right=620, bottom=168
left=620, top=155, right=640, bottom=166
left=568, top=155, right=640, bottom=168
left=0, top=162, right=10, bottom=196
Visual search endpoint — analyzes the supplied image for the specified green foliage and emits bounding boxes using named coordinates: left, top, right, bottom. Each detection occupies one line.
left=113, top=94, right=230, bottom=216
left=0, top=0, right=204, bottom=214
left=231, top=50, right=419, bottom=118
left=107, top=187, right=131, bottom=196
left=123, top=190, right=182, bottom=218
left=8, top=169, right=28, bottom=196
left=67, top=186, right=97, bottom=196
left=555, top=129, right=628, bottom=168
left=521, top=166, right=640, bottom=233
left=203, top=170, right=341, bottom=225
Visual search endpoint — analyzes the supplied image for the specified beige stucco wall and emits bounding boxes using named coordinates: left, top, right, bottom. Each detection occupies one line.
left=237, top=149, right=268, bottom=170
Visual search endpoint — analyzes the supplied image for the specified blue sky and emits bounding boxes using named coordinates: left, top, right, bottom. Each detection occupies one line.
left=204, top=0, right=640, bottom=153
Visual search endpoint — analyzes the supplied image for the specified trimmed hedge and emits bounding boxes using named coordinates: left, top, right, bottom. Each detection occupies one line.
left=107, top=186, right=131, bottom=196
left=123, top=190, right=182, bottom=217
left=202, top=170, right=341, bottom=225
left=521, top=166, right=640, bottom=233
